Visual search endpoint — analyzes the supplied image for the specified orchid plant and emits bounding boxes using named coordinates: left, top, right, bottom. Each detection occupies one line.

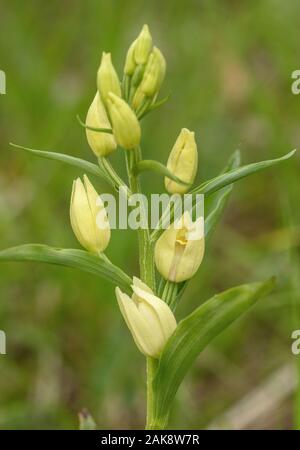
left=0, top=25, right=295, bottom=429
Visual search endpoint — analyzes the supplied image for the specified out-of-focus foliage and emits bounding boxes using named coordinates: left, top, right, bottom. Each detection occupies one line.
left=0, top=0, right=299, bottom=429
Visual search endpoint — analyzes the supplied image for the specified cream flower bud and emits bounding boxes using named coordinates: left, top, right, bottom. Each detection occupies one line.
left=139, top=47, right=166, bottom=98
left=70, top=175, right=110, bottom=253
left=155, top=212, right=205, bottom=283
left=132, top=86, right=146, bottom=110
left=106, top=92, right=141, bottom=149
left=116, top=277, right=177, bottom=358
left=97, top=52, right=121, bottom=106
left=124, top=39, right=138, bottom=76
left=85, top=93, right=117, bottom=156
left=134, top=24, right=153, bottom=65
left=165, top=128, right=198, bottom=194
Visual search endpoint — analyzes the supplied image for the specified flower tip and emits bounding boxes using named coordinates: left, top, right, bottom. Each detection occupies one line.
left=142, top=24, right=150, bottom=35
left=115, top=287, right=125, bottom=304
left=141, top=23, right=150, bottom=34
left=132, top=276, right=141, bottom=289
left=131, top=284, right=142, bottom=297
left=181, top=127, right=193, bottom=137
left=101, top=51, right=111, bottom=59
left=132, top=277, right=154, bottom=294
left=74, top=177, right=83, bottom=188
left=83, top=174, right=92, bottom=190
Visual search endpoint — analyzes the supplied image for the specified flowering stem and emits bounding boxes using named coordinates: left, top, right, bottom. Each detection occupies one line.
left=125, top=147, right=156, bottom=290
left=146, top=357, right=158, bottom=429
left=124, top=146, right=160, bottom=429
left=162, top=281, right=178, bottom=309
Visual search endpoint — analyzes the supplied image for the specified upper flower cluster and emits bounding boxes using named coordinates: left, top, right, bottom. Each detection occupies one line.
left=85, top=25, right=166, bottom=154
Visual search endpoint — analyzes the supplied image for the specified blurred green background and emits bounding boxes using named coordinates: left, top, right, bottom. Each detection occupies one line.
left=0, top=0, right=300, bottom=429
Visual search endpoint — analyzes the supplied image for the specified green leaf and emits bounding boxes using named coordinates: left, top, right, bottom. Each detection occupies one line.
left=139, top=93, right=171, bottom=119
left=98, top=156, right=131, bottom=196
left=152, top=149, right=295, bottom=240
left=10, top=142, right=111, bottom=183
left=152, top=277, right=276, bottom=428
left=0, top=244, right=132, bottom=293
left=133, top=159, right=189, bottom=186
left=204, top=149, right=241, bottom=239
left=205, top=185, right=233, bottom=239
left=191, top=150, right=296, bottom=196
left=221, top=148, right=241, bottom=173
left=170, top=149, right=295, bottom=228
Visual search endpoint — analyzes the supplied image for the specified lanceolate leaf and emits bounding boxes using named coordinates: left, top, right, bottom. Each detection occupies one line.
left=204, top=149, right=241, bottom=239
left=204, top=185, right=233, bottom=239
left=139, top=93, right=171, bottom=119
left=221, top=148, right=242, bottom=173
left=151, top=150, right=294, bottom=239
left=151, top=278, right=275, bottom=428
left=0, top=244, right=132, bottom=293
left=191, top=150, right=296, bottom=196
left=10, top=143, right=112, bottom=186
left=133, top=159, right=189, bottom=186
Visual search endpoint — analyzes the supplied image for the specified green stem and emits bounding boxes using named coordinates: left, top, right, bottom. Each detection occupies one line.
left=146, top=357, right=158, bottom=429
left=124, top=145, right=159, bottom=429
left=162, top=281, right=178, bottom=309
left=125, top=147, right=155, bottom=290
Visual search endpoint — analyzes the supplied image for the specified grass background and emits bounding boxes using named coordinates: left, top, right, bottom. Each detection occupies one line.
left=0, top=0, right=300, bottom=429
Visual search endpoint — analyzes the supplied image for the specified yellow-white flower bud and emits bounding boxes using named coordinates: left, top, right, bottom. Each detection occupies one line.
left=154, top=212, right=205, bottom=283
left=106, top=92, right=141, bottom=149
left=116, top=277, right=177, bottom=358
left=139, top=47, right=166, bottom=98
left=134, top=24, right=153, bottom=65
left=85, top=93, right=117, bottom=156
left=97, top=52, right=121, bottom=106
left=131, top=86, right=146, bottom=110
left=124, top=39, right=137, bottom=76
left=70, top=175, right=110, bottom=253
left=165, top=128, right=198, bottom=194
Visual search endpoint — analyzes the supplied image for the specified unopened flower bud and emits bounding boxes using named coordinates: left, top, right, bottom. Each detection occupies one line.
left=70, top=175, right=110, bottom=253
left=165, top=128, right=198, bottom=194
left=116, top=277, right=177, bottom=358
left=154, top=212, right=205, bottom=283
left=124, top=39, right=137, bottom=76
left=139, top=47, right=166, bottom=98
left=134, top=24, right=153, bottom=65
left=85, top=93, right=117, bottom=156
left=97, top=52, right=121, bottom=106
left=132, top=86, right=146, bottom=110
left=106, top=92, right=141, bottom=149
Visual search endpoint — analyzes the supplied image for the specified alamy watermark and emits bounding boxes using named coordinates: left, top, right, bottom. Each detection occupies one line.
left=0, top=70, right=6, bottom=94
left=0, top=330, right=6, bottom=354
left=291, top=70, right=300, bottom=95
left=96, top=187, right=204, bottom=235
left=291, top=330, right=300, bottom=355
